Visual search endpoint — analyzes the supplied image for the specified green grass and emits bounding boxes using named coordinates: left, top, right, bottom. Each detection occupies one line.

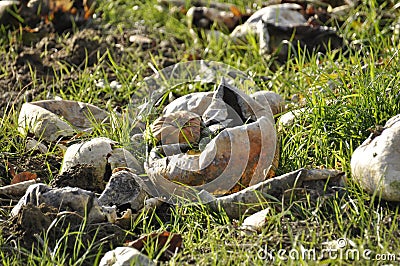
left=0, top=0, right=400, bottom=265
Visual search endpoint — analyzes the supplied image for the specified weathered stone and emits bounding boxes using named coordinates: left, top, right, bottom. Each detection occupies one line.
left=208, top=168, right=344, bottom=218
left=18, top=100, right=109, bottom=142
left=98, top=170, right=148, bottom=212
left=230, top=3, right=343, bottom=57
left=25, top=138, right=48, bottom=153
left=231, top=3, right=306, bottom=53
left=278, top=108, right=307, bottom=129
left=129, top=35, right=154, bottom=49
left=240, top=208, right=270, bottom=233
left=202, top=80, right=272, bottom=128
left=52, top=164, right=103, bottom=192
left=0, top=179, right=38, bottom=198
left=11, top=183, right=113, bottom=223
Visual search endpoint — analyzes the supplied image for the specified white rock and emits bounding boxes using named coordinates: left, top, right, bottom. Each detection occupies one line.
left=244, top=3, right=305, bottom=25
left=0, top=179, right=38, bottom=198
left=60, top=137, right=143, bottom=186
left=99, top=247, right=155, bottom=266
left=240, top=208, right=270, bottom=232
left=351, top=114, right=400, bottom=201
left=129, top=35, right=153, bottom=48
left=278, top=108, right=307, bottom=128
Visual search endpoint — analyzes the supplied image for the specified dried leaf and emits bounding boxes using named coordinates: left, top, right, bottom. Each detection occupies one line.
left=49, top=0, right=74, bottom=13
left=11, top=171, right=37, bottom=184
left=229, top=5, right=242, bottom=17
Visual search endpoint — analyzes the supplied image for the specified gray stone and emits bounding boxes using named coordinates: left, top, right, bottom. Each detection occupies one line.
left=208, top=168, right=344, bottom=219
left=278, top=108, right=307, bottom=129
left=230, top=3, right=306, bottom=54
left=145, top=81, right=277, bottom=202
left=98, top=170, right=148, bottom=212
left=11, top=183, right=113, bottom=223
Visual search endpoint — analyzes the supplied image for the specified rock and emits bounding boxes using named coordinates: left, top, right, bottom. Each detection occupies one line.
left=129, top=35, right=154, bottom=49
left=186, top=6, right=242, bottom=32
left=351, top=115, right=400, bottom=201
left=251, top=91, right=285, bottom=115
left=240, top=208, right=270, bottom=233
left=208, top=168, right=345, bottom=218
left=99, top=247, right=155, bottom=266
left=278, top=108, right=307, bottom=129
left=18, top=100, right=109, bottom=142
left=231, top=3, right=306, bottom=53
left=98, top=170, right=148, bottom=212
left=11, top=183, right=114, bottom=223
left=7, top=203, right=58, bottom=247
left=230, top=3, right=344, bottom=57
left=244, top=3, right=305, bottom=26
left=202, top=79, right=272, bottom=127
left=149, top=111, right=202, bottom=146
left=60, top=137, right=143, bottom=190
left=125, top=231, right=183, bottom=260
left=0, top=179, right=38, bottom=198
left=25, top=138, right=48, bottom=153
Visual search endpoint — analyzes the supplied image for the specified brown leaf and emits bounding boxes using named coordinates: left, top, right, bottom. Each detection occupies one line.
left=11, top=171, right=37, bottom=184
left=125, top=231, right=183, bottom=260
left=229, top=5, right=242, bottom=17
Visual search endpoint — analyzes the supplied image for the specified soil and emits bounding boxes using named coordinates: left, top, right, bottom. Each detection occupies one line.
left=0, top=19, right=184, bottom=113
left=51, top=164, right=105, bottom=193
left=0, top=10, right=184, bottom=261
left=0, top=151, right=61, bottom=186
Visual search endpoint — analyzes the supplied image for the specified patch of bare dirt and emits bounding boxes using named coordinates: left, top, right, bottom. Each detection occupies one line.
left=0, top=152, right=61, bottom=185
left=0, top=18, right=184, bottom=113
left=51, top=164, right=104, bottom=193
